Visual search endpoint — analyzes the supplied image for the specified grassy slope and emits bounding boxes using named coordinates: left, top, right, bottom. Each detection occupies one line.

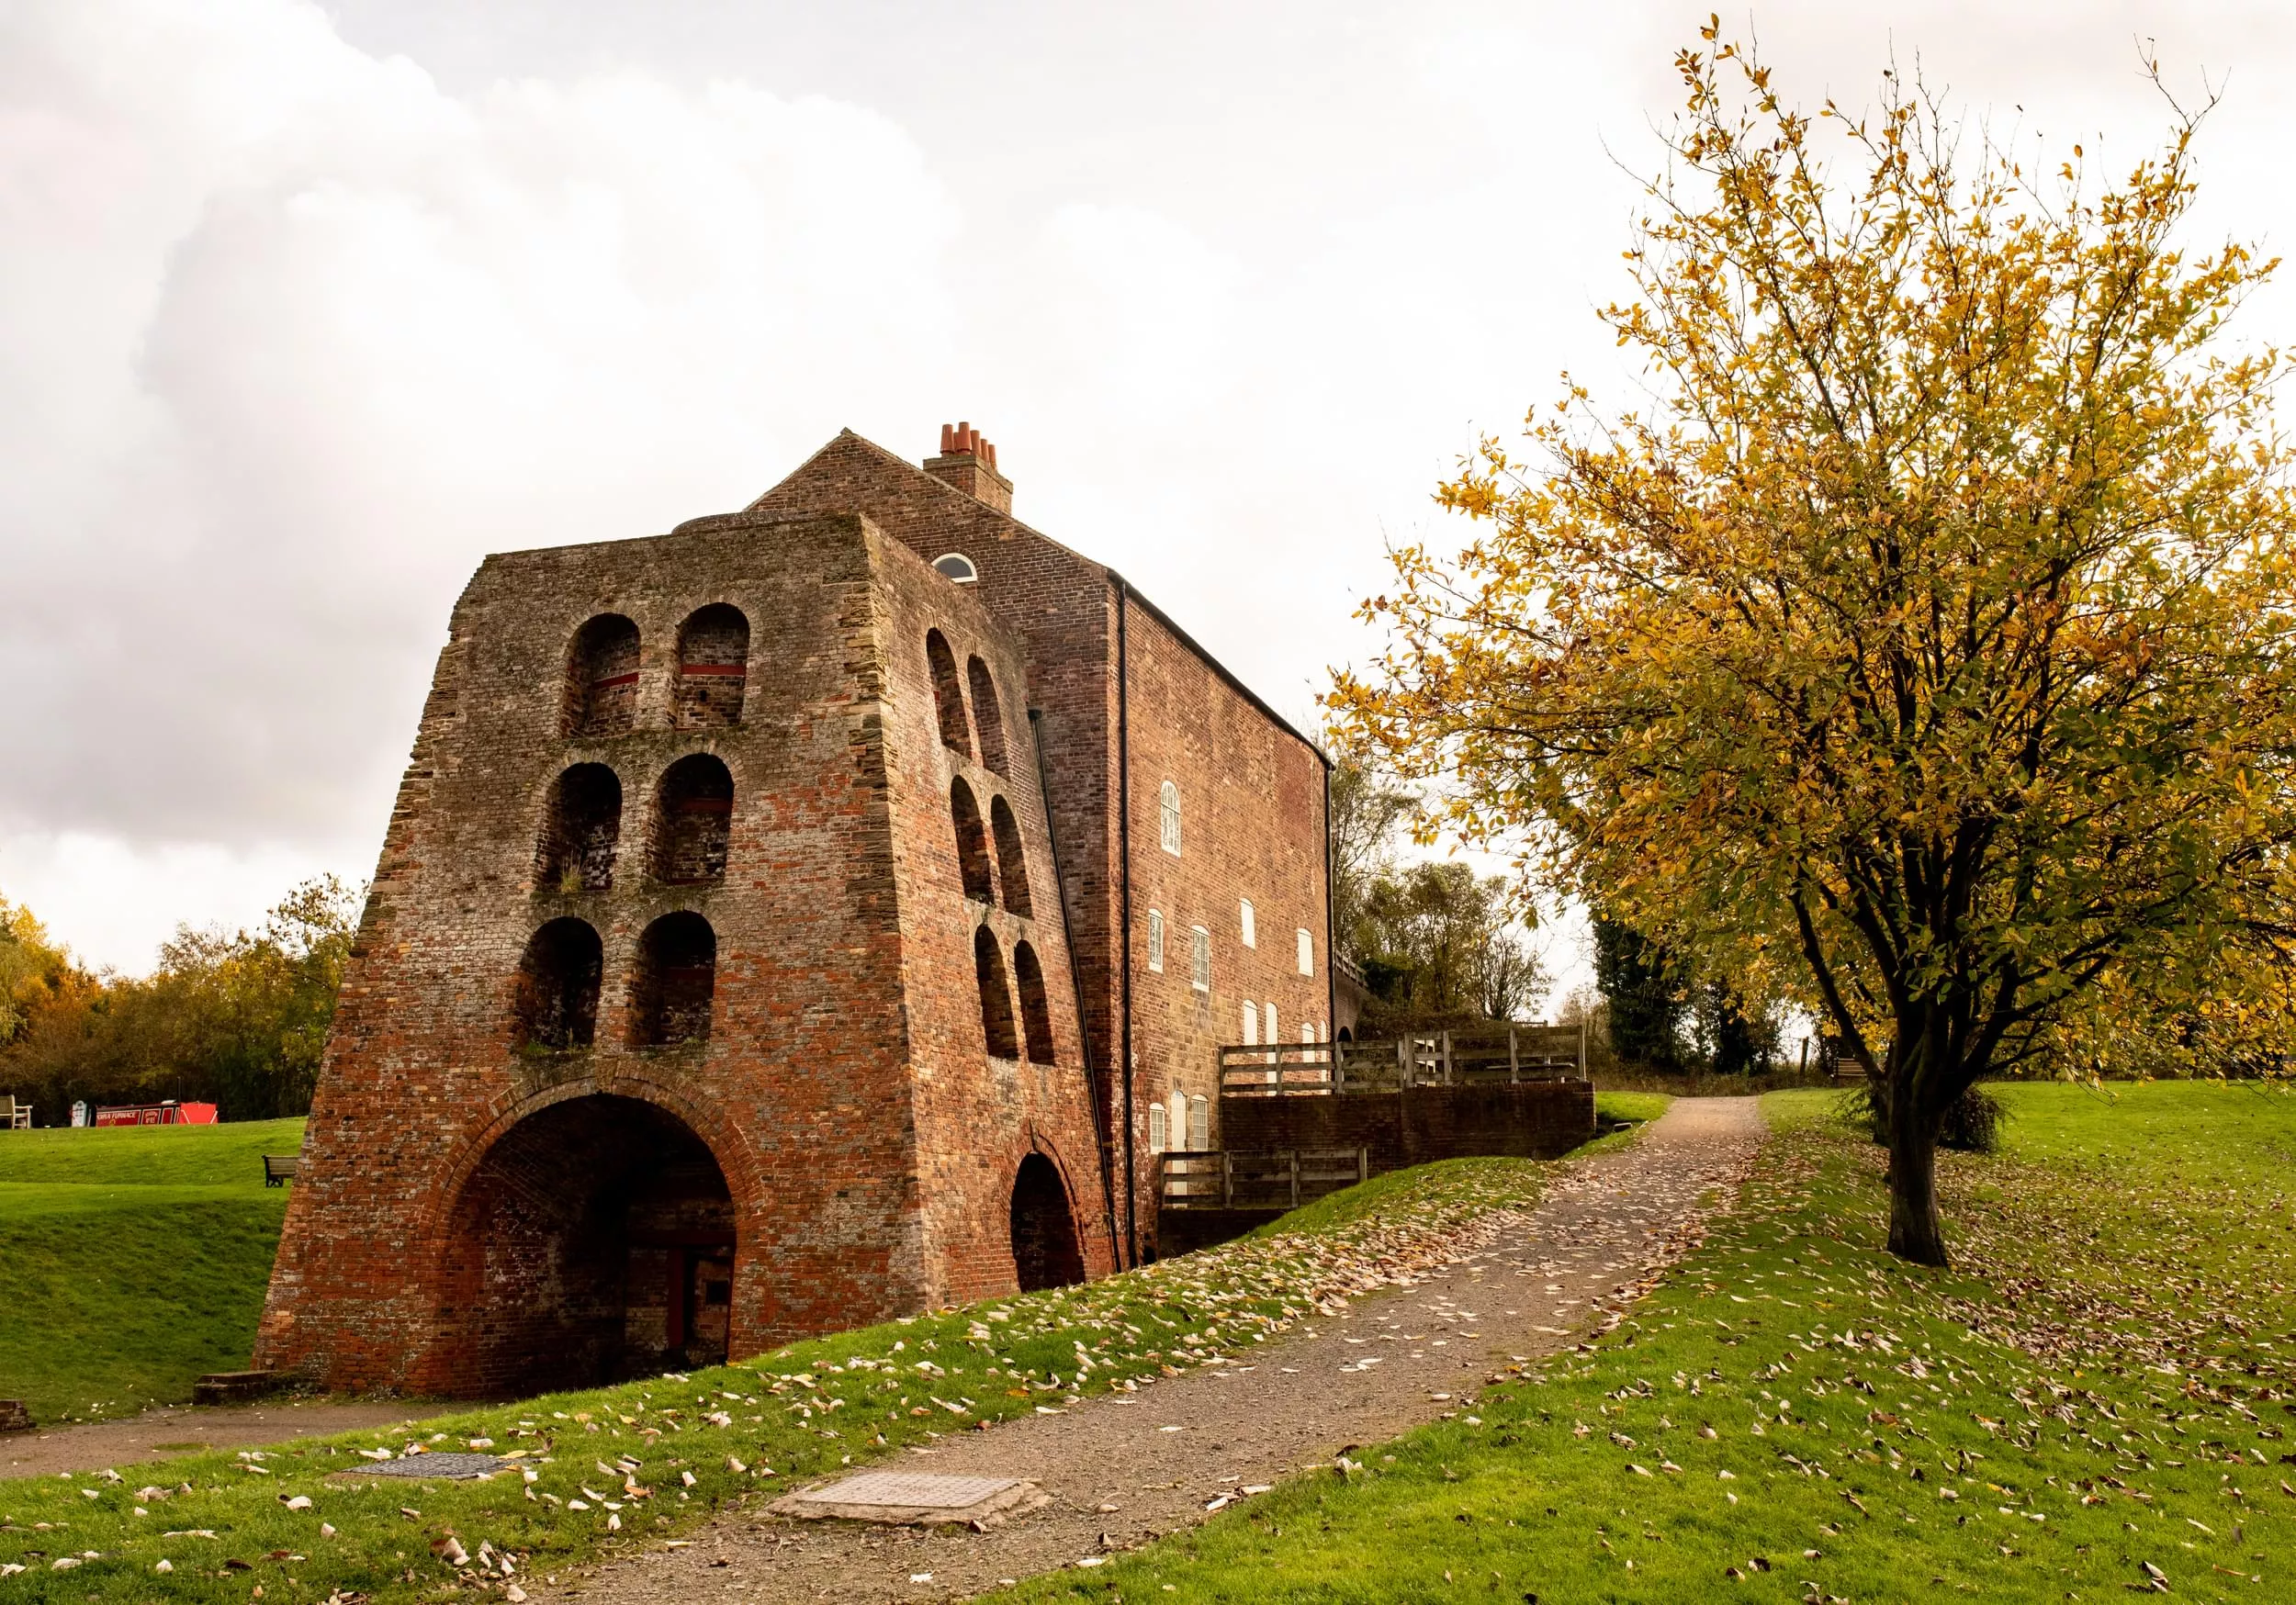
left=994, top=1083, right=2296, bottom=1604
left=0, top=1153, right=1558, bottom=1602
left=0, top=1119, right=305, bottom=1421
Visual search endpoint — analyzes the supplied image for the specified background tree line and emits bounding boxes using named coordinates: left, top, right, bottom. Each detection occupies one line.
left=0, top=877, right=360, bottom=1123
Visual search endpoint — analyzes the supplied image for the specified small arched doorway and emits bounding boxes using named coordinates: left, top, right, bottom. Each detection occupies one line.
left=1009, top=1151, right=1084, bottom=1292
left=433, top=1094, right=735, bottom=1396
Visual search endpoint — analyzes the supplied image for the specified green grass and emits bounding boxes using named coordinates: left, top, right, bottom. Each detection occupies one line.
left=0, top=1119, right=306, bottom=1421
left=1598, top=1090, right=1676, bottom=1127
left=0, top=1145, right=1559, bottom=1601
left=992, top=1081, right=2296, bottom=1603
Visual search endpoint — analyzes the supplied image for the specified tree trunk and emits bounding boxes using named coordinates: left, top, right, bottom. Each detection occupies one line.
left=1885, top=1089, right=1948, bottom=1266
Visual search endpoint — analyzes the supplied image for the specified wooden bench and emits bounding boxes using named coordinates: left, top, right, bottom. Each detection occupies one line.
left=263, top=1154, right=299, bottom=1186
left=0, top=1095, right=30, bottom=1130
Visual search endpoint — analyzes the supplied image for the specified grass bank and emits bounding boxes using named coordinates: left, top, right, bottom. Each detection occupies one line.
left=994, top=1081, right=2295, bottom=1603
left=0, top=1119, right=306, bottom=1422
left=0, top=1152, right=1562, bottom=1601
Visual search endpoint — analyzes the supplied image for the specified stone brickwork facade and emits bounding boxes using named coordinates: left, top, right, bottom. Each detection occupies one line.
left=256, top=427, right=1328, bottom=1396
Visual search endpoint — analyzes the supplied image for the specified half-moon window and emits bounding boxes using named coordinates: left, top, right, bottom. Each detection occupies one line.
left=933, top=554, right=978, bottom=584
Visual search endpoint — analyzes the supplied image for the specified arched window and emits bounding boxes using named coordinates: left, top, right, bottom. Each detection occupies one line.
left=652, top=755, right=734, bottom=885
left=1013, top=940, right=1056, bottom=1064
left=1241, top=999, right=1258, bottom=1046
left=1187, top=1094, right=1209, bottom=1150
left=1148, top=1103, right=1168, bottom=1154
left=933, top=553, right=978, bottom=584
left=1189, top=926, right=1210, bottom=993
left=630, top=912, right=715, bottom=1047
left=966, top=657, right=1008, bottom=775
left=989, top=796, right=1031, bottom=916
left=1159, top=780, right=1181, bottom=856
left=926, top=630, right=971, bottom=757
left=565, top=615, right=641, bottom=738
left=514, top=918, right=602, bottom=1050
left=1146, top=909, right=1165, bottom=972
left=1263, top=1002, right=1277, bottom=1045
left=974, top=926, right=1019, bottom=1059
left=536, top=764, right=621, bottom=892
left=1168, top=1088, right=1187, bottom=1150
left=951, top=779, right=994, bottom=903
left=673, top=604, right=748, bottom=730
left=1240, top=899, right=1255, bottom=948
left=1297, top=928, right=1314, bottom=976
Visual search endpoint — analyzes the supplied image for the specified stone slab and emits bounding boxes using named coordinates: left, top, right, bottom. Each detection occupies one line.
left=769, top=1471, right=1046, bottom=1526
left=329, top=1453, right=509, bottom=1480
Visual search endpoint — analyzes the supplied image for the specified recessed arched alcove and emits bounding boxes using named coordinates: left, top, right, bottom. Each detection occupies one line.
left=1009, top=1152, right=1084, bottom=1292
left=431, top=1094, right=736, bottom=1397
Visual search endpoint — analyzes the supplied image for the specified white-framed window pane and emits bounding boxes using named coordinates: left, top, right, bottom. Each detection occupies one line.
left=1190, top=926, right=1210, bottom=992
left=1240, top=899, right=1255, bottom=948
left=1149, top=1103, right=1167, bottom=1153
left=1170, top=1089, right=1187, bottom=1149
left=1147, top=908, right=1165, bottom=971
left=1264, top=1002, right=1277, bottom=1044
left=1242, top=1000, right=1257, bottom=1045
left=1160, top=780, right=1181, bottom=856
left=1187, top=1094, right=1209, bottom=1150
left=1297, top=928, right=1313, bottom=976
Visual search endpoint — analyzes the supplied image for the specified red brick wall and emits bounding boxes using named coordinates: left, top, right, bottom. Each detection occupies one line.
left=737, top=432, right=1331, bottom=1261
left=257, top=513, right=1110, bottom=1395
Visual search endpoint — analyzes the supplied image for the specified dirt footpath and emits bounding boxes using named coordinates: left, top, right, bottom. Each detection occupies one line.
left=574, top=1096, right=1767, bottom=1605
left=0, top=1398, right=432, bottom=1479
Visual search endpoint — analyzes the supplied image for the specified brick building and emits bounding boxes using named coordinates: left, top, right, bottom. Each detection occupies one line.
left=254, top=425, right=1330, bottom=1396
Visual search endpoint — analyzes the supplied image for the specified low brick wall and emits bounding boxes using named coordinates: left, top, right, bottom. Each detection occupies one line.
left=1217, top=1080, right=1594, bottom=1169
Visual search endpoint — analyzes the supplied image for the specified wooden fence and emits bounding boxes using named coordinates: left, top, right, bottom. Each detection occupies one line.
left=1157, top=1147, right=1370, bottom=1210
left=1217, top=1025, right=1588, bottom=1097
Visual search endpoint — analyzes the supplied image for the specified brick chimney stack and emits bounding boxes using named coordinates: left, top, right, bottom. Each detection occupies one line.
left=924, top=421, right=1014, bottom=515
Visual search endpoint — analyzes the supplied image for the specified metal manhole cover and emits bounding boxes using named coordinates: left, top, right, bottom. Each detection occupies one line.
left=329, top=1453, right=508, bottom=1480
left=769, top=1471, right=1047, bottom=1526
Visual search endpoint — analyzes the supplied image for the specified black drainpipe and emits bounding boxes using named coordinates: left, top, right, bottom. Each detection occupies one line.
left=1114, top=577, right=1137, bottom=1268
left=1029, top=706, right=1121, bottom=1273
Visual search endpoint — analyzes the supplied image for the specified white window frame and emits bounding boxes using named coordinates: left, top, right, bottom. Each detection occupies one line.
left=1264, top=1002, right=1277, bottom=1045
left=1170, top=1088, right=1187, bottom=1150
left=1147, top=908, right=1165, bottom=972
left=1187, top=1094, right=1209, bottom=1150
left=932, top=553, right=978, bottom=583
left=1297, top=927, right=1313, bottom=976
left=1160, top=780, right=1182, bottom=857
left=1189, top=926, right=1210, bottom=993
left=1148, top=1102, right=1167, bottom=1154
left=1242, top=1000, right=1257, bottom=1046
left=1240, top=899, right=1255, bottom=948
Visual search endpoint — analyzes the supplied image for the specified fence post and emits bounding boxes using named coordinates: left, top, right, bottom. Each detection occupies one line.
left=1509, top=1027, right=1519, bottom=1084
left=1579, top=1016, right=1588, bottom=1076
left=1289, top=1150, right=1300, bottom=1208
left=1442, top=1031, right=1453, bottom=1085
left=1221, top=1150, right=1233, bottom=1209
left=1398, top=1034, right=1412, bottom=1088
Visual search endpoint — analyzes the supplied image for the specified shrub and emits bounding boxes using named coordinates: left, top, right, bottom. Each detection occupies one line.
left=1839, top=1082, right=2008, bottom=1155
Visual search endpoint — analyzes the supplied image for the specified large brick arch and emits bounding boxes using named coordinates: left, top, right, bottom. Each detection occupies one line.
left=410, top=1074, right=765, bottom=1396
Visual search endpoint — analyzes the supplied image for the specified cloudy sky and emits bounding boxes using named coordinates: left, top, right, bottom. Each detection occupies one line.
left=3, top=0, right=2290, bottom=982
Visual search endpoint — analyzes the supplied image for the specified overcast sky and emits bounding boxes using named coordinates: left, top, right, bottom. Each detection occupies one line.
left=3, top=0, right=2291, bottom=989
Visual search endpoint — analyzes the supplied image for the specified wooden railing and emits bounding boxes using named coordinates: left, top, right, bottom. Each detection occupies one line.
left=1157, top=1147, right=1370, bottom=1211
left=1217, top=1026, right=1588, bottom=1096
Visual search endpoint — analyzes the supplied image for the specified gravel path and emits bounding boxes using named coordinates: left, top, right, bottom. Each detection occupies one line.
left=0, top=1398, right=429, bottom=1479
left=569, top=1096, right=1767, bottom=1605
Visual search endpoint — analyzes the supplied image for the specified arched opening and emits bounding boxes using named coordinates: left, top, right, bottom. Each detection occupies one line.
left=566, top=615, right=641, bottom=738
left=514, top=918, right=602, bottom=1050
left=966, top=657, right=1008, bottom=775
left=932, top=553, right=977, bottom=584
left=653, top=755, right=734, bottom=885
left=434, top=1094, right=736, bottom=1395
left=974, top=926, right=1019, bottom=1059
left=989, top=796, right=1031, bottom=916
left=1336, top=1025, right=1355, bottom=1043
left=951, top=779, right=994, bottom=904
left=926, top=630, right=971, bottom=757
left=536, top=764, right=622, bottom=892
left=674, top=604, right=749, bottom=730
left=1009, top=1152, right=1084, bottom=1292
left=1013, top=940, right=1055, bottom=1064
left=630, top=912, right=715, bottom=1047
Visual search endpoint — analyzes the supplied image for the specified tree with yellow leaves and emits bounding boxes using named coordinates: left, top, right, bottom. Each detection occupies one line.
left=1333, top=28, right=2296, bottom=1264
